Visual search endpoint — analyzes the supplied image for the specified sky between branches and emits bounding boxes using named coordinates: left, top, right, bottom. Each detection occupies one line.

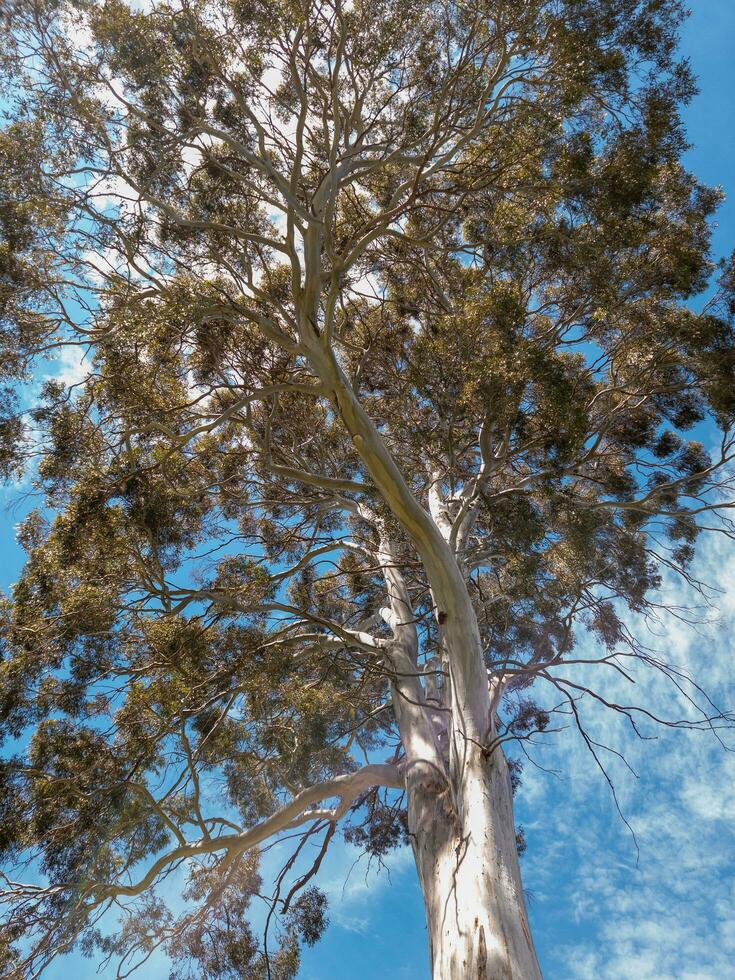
left=0, top=1, right=733, bottom=978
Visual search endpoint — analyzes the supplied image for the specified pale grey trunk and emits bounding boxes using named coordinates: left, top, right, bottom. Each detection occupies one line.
left=408, top=749, right=542, bottom=980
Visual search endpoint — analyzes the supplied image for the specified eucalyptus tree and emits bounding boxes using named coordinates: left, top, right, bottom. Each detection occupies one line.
left=1, top=0, right=734, bottom=977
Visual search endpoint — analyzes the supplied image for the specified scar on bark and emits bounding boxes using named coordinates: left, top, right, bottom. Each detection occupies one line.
left=437, top=610, right=447, bottom=624
left=477, top=921, right=488, bottom=980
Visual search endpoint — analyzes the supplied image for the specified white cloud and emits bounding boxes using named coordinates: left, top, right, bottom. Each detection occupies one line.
left=319, top=842, right=415, bottom=933
left=51, top=344, right=91, bottom=389
left=517, top=530, right=735, bottom=980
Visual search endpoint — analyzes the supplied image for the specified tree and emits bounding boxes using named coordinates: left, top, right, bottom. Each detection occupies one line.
left=1, top=0, right=734, bottom=976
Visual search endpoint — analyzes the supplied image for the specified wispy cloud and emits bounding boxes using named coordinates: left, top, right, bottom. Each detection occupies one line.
left=50, top=344, right=91, bottom=389
left=517, top=532, right=735, bottom=980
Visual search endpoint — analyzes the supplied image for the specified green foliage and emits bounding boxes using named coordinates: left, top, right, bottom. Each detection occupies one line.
left=0, top=0, right=733, bottom=975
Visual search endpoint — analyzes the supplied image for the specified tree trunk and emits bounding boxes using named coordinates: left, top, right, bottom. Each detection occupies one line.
left=407, top=748, right=542, bottom=980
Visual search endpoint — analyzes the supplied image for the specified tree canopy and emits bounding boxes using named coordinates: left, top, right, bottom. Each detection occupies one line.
left=0, top=0, right=734, bottom=977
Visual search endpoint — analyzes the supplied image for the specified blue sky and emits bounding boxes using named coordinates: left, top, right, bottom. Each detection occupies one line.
left=2, top=3, right=735, bottom=978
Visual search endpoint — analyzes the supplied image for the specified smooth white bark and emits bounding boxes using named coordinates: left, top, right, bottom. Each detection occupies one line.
left=410, top=750, right=542, bottom=980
